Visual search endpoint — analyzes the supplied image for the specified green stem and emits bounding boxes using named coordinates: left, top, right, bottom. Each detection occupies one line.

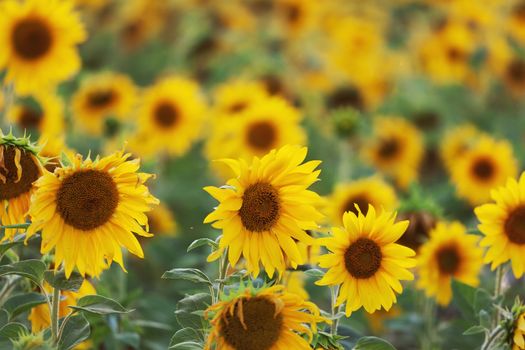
left=1, top=83, right=14, bottom=128
left=0, top=223, right=30, bottom=230
left=215, top=252, right=229, bottom=303
left=493, top=265, right=505, bottom=328
left=481, top=325, right=504, bottom=350
left=330, top=285, right=340, bottom=335
left=422, top=297, right=436, bottom=350
left=337, top=140, right=352, bottom=182
left=51, top=286, right=60, bottom=344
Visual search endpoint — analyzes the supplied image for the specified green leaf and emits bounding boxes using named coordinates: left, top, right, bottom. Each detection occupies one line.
left=0, top=240, right=23, bottom=260
left=0, top=309, right=8, bottom=328
left=44, top=270, right=84, bottom=292
left=353, top=336, right=397, bottom=350
left=162, top=268, right=212, bottom=286
left=58, top=314, right=90, bottom=350
left=304, top=269, right=325, bottom=278
left=0, top=259, right=46, bottom=285
left=451, top=280, right=476, bottom=320
left=0, top=322, right=28, bottom=340
left=187, top=238, right=218, bottom=252
left=175, top=293, right=211, bottom=329
left=170, top=328, right=201, bottom=346
left=3, top=293, right=47, bottom=319
left=463, top=325, right=487, bottom=335
left=70, top=295, right=131, bottom=315
left=169, top=341, right=203, bottom=350
left=115, top=332, right=140, bottom=349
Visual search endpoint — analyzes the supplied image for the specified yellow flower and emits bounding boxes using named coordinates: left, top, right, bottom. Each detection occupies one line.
left=274, top=0, right=319, bottom=37
left=513, top=312, right=525, bottom=350
left=205, top=285, right=324, bottom=350
left=317, top=206, right=415, bottom=315
left=131, top=76, right=206, bottom=158
left=27, top=150, right=159, bottom=277
left=0, top=0, right=86, bottom=95
left=7, top=91, right=64, bottom=136
left=211, top=79, right=269, bottom=120
left=416, top=221, right=483, bottom=306
left=283, top=270, right=309, bottom=300
left=118, top=0, right=165, bottom=51
left=37, top=133, right=75, bottom=173
left=147, top=202, right=177, bottom=236
left=451, top=136, right=518, bottom=205
left=440, top=124, right=484, bottom=172
left=29, top=279, right=96, bottom=332
left=327, top=176, right=398, bottom=227
left=367, top=306, right=401, bottom=335
left=508, top=2, right=525, bottom=44
left=487, top=35, right=525, bottom=96
left=204, top=145, right=323, bottom=277
left=0, top=131, right=44, bottom=241
left=475, top=172, right=525, bottom=278
left=362, top=117, right=424, bottom=188
left=71, top=72, right=137, bottom=136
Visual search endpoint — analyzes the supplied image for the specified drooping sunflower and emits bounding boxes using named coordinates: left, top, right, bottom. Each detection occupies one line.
left=71, top=72, right=137, bottom=136
left=327, top=176, right=398, bottom=226
left=362, top=117, right=424, bottom=189
left=451, top=136, right=518, bottom=205
left=205, top=284, right=324, bottom=350
left=204, top=145, right=323, bottom=277
left=7, top=92, right=64, bottom=136
left=317, top=206, right=415, bottom=315
left=0, top=0, right=86, bottom=95
left=440, top=124, right=483, bottom=173
left=416, top=221, right=483, bottom=306
left=0, top=131, right=44, bottom=241
left=131, top=76, right=206, bottom=158
left=475, top=172, right=525, bottom=278
left=26, top=150, right=159, bottom=278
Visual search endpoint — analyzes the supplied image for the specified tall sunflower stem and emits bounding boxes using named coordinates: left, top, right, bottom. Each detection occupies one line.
left=492, top=265, right=505, bottom=328
left=421, top=296, right=436, bottom=350
left=337, top=140, right=352, bottom=182
left=481, top=325, right=504, bottom=350
left=215, top=252, right=229, bottom=303
left=51, top=286, right=61, bottom=344
left=330, top=285, right=340, bottom=335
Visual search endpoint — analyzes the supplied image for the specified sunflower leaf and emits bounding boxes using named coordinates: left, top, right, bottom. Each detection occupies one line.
left=3, top=292, right=47, bottom=319
left=44, top=270, right=84, bottom=292
left=0, top=322, right=28, bottom=341
left=162, top=268, right=212, bottom=286
left=70, top=295, right=132, bottom=315
left=353, top=336, right=397, bottom=350
left=169, top=341, right=203, bottom=350
left=304, top=268, right=325, bottom=278
left=187, top=238, right=218, bottom=252
left=57, top=314, right=90, bottom=350
left=463, top=325, right=487, bottom=335
left=169, top=328, right=201, bottom=347
left=0, top=259, right=46, bottom=285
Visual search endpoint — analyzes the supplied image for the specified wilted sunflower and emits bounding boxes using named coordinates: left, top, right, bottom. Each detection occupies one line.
left=440, top=124, right=483, bottom=173
left=475, top=172, right=525, bottom=278
left=0, top=131, right=44, bottom=241
left=131, top=76, right=206, bottom=158
left=205, top=285, right=324, bottom=350
left=317, top=206, right=415, bottom=315
left=204, top=145, right=323, bottom=277
left=327, top=176, right=398, bottom=226
left=363, top=117, right=424, bottom=188
left=416, top=221, right=483, bottom=306
left=7, top=92, right=64, bottom=136
left=451, top=136, right=517, bottom=205
left=26, top=150, right=159, bottom=277
left=0, top=0, right=86, bottom=95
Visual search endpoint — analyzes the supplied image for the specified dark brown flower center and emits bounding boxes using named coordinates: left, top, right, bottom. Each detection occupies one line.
left=87, top=90, right=115, bottom=109
left=239, top=182, right=280, bottom=232
left=507, top=59, right=525, bottom=84
left=154, top=102, right=179, bottom=128
left=246, top=121, right=276, bottom=151
left=12, top=18, right=52, bottom=60
left=436, top=245, right=460, bottom=274
left=413, top=111, right=440, bottom=131
left=396, top=212, right=436, bottom=251
left=327, top=86, right=364, bottom=111
left=447, top=47, right=466, bottom=63
left=229, top=101, right=247, bottom=114
left=220, top=297, right=283, bottom=350
left=344, top=238, right=382, bottom=279
left=504, top=206, right=525, bottom=245
left=18, top=107, right=43, bottom=130
left=0, top=146, right=40, bottom=200
left=56, top=170, right=119, bottom=230
left=471, top=157, right=494, bottom=181
left=513, top=2, right=525, bottom=21
left=284, top=4, right=301, bottom=23
left=343, top=195, right=370, bottom=217
left=378, top=138, right=400, bottom=160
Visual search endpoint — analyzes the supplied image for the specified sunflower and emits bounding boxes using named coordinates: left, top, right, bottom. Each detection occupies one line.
left=284, top=270, right=309, bottom=300
left=71, top=72, right=137, bottom=136
left=274, top=0, right=319, bottom=37
left=327, top=176, right=398, bottom=227
left=0, top=0, right=86, bottom=95
left=37, top=133, right=75, bottom=173
left=440, top=124, right=483, bottom=173
left=205, top=284, right=324, bottom=350
left=147, top=202, right=177, bottom=236
left=474, top=172, right=525, bottom=278
left=362, top=117, right=424, bottom=189
left=211, top=79, right=269, bottom=120
left=131, top=76, right=206, bottom=158
left=514, top=312, right=525, bottom=350
left=367, top=306, right=401, bottom=335
left=0, top=131, right=44, bottom=241
left=508, top=1, right=525, bottom=44
left=29, top=279, right=96, bottom=332
left=317, top=206, right=415, bottom=315
left=204, top=145, right=323, bottom=277
left=451, top=136, right=518, bottom=205
left=26, top=150, right=159, bottom=278
left=7, top=92, right=64, bottom=136
left=416, top=221, right=483, bottom=306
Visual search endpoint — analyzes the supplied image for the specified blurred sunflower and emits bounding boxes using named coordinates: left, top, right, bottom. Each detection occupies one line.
left=147, top=202, right=177, bottom=236
left=37, top=134, right=75, bottom=173
left=204, top=145, right=323, bottom=277
left=487, top=36, right=525, bottom=95
left=118, top=0, right=166, bottom=51
left=205, top=284, right=324, bottom=350
left=317, top=206, right=415, bottom=315
left=508, top=1, right=525, bottom=44
left=0, top=0, right=86, bottom=95
left=416, top=221, right=483, bottom=306
left=514, top=312, right=525, bottom=350
left=363, top=117, right=424, bottom=188
left=131, top=76, right=206, bottom=158
left=451, top=136, right=517, bottom=205
left=7, top=92, right=64, bottom=136
left=0, top=131, right=44, bottom=241
left=71, top=72, right=137, bottom=136
left=211, top=80, right=269, bottom=121
left=27, top=150, right=159, bottom=277
left=284, top=270, right=309, bottom=300
left=475, top=172, right=525, bottom=278
left=440, top=124, right=483, bottom=172
left=274, top=0, right=319, bottom=37
left=327, top=176, right=398, bottom=226
left=367, top=306, right=401, bottom=335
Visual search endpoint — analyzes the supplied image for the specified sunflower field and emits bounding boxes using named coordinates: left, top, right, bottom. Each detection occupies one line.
left=3, top=0, right=525, bottom=349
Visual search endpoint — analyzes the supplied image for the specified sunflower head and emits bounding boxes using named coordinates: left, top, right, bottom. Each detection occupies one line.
left=317, top=205, right=415, bottom=315
left=27, top=149, right=159, bottom=277
left=205, top=284, right=324, bottom=350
